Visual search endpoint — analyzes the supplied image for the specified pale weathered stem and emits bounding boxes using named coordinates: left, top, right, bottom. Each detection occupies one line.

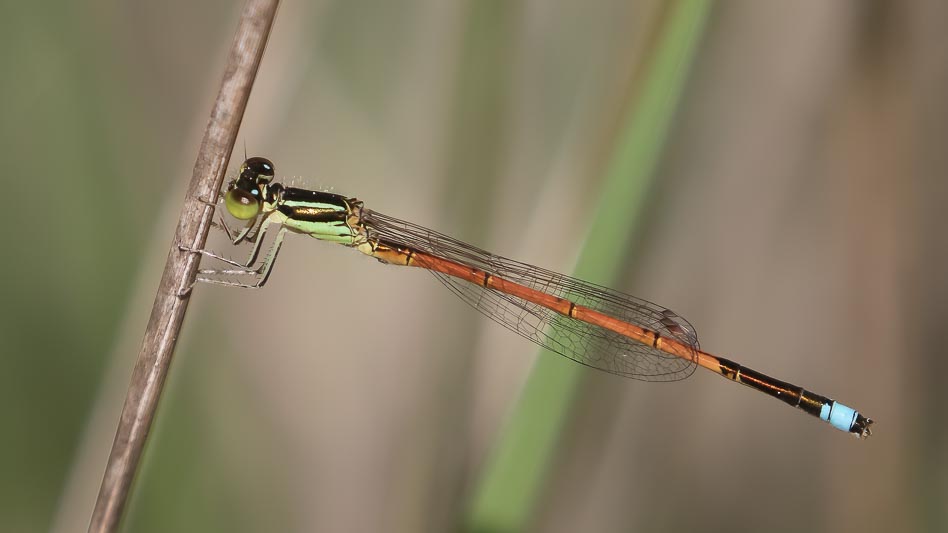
left=88, top=1, right=280, bottom=531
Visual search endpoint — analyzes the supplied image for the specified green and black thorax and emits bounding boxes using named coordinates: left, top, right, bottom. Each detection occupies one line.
left=224, top=157, right=367, bottom=246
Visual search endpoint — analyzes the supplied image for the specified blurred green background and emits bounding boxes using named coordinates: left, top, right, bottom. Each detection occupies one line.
left=3, top=1, right=945, bottom=532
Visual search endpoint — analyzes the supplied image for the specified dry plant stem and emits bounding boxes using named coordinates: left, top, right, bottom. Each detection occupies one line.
left=88, top=1, right=280, bottom=531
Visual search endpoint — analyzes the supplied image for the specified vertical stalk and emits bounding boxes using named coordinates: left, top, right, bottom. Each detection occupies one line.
left=88, top=1, right=280, bottom=531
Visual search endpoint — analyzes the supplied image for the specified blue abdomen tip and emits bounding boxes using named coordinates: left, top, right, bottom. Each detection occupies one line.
left=821, top=401, right=858, bottom=432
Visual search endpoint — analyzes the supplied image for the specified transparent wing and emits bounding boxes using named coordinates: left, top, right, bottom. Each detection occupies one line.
left=363, top=210, right=698, bottom=381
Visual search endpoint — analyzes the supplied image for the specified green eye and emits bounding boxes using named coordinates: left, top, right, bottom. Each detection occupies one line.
left=225, top=188, right=261, bottom=220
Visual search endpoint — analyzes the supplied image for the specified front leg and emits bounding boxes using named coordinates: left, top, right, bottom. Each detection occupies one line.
left=194, top=227, right=288, bottom=289
left=180, top=211, right=280, bottom=269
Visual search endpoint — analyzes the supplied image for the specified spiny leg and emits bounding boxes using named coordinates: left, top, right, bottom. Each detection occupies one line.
left=195, top=192, right=242, bottom=243
left=213, top=209, right=259, bottom=245
left=181, top=212, right=279, bottom=269
left=208, top=215, right=263, bottom=246
left=248, top=225, right=286, bottom=287
left=195, top=227, right=287, bottom=288
left=200, top=191, right=266, bottom=246
left=178, top=212, right=285, bottom=294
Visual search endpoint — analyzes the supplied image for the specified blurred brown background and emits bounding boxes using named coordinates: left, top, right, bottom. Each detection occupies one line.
left=3, top=1, right=944, bottom=532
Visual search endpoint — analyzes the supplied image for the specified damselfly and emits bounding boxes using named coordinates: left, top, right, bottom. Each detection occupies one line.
left=185, top=157, right=873, bottom=438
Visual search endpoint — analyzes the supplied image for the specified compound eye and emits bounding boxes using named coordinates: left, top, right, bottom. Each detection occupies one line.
left=225, top=188, right=261, bottom=220
left=240, top=157, right=275, bottom=183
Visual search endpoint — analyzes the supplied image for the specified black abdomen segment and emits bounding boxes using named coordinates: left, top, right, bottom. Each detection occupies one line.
left=716, top=358, right=873, bottom=437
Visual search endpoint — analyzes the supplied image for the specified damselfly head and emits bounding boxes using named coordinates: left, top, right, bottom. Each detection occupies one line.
left=225, top=157, right=276, bottom=220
